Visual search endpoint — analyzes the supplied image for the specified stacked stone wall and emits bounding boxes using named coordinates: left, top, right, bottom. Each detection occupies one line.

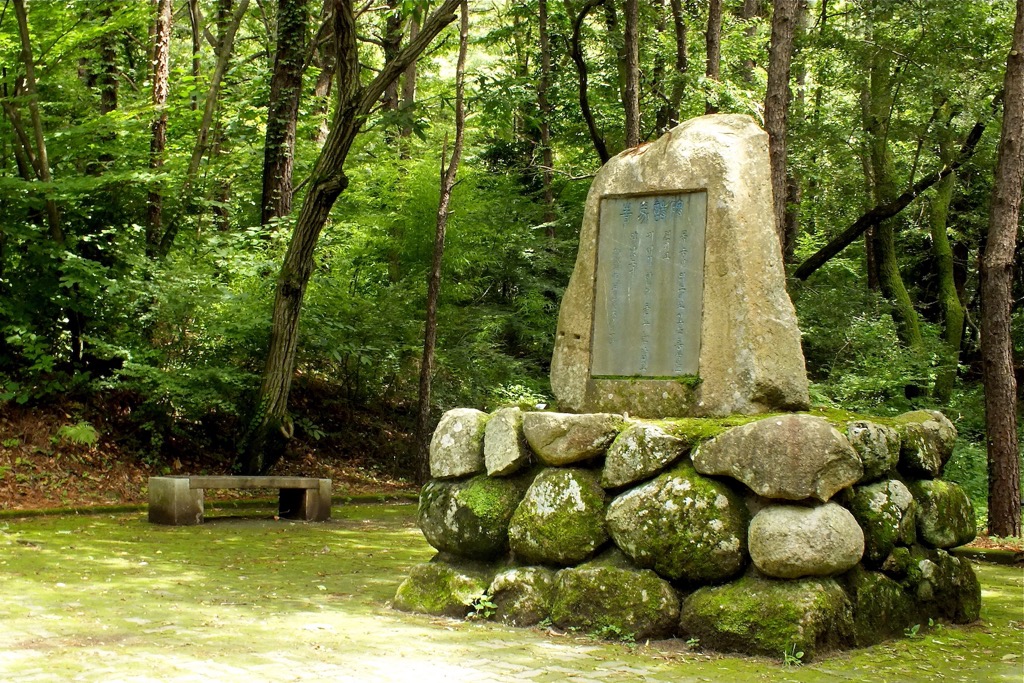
left=394, top=407, right=981, bottom=660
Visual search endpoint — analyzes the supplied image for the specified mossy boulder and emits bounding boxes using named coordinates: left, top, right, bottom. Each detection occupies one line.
left=848, top=479, right=917, bottom=564
left=418, top=474, right=529, bottom=560
left=429, top=408, right=489, bottom=479
left=896, top=410, right=957, bottom=479
left=484, top=407, right=532, bottom=477
left=846, top=421, right=901, bottom=482
left=747, top=502, right=864, bottom=579
left=508, top=468, right=609, bottom=566
left=550, top=550, right=680, bottom=640
left=393, top=554, right=495, bottom=618
left=692, top=414, right=862, bottom=502
left=522, top=412, right=624, bottom=466
left=605, top=461, right=748, bottom=584
left=908, top=479, right=976, bottom=548
left=680, top=574, right=854, bottom=661
left=600, top=421, right=686, bottom=489
left=487, top=566, right=556, bottom=627
left=841, top=565, right=918, bottom=646
left=907, top=546, right=981, bottom=623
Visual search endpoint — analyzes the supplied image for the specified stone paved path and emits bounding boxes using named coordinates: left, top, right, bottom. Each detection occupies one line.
left=1, top=505, right=1020, bottom=682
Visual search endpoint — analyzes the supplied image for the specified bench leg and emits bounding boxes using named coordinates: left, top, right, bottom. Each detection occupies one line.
left=148, top=477, right=204, bottom=525
left=279, top=480, right=331, bottom=522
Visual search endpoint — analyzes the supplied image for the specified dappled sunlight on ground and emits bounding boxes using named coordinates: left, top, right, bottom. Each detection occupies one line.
left=1, top=504, right=1021, bottom=682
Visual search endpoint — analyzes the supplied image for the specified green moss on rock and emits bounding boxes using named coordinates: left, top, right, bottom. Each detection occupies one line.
left=550, top=550, right=680, bottom=640
left=418, top=474, right=530, bottom=560
left=908, top=479, right=976, bottom=549
left=487, top=566, right=556, bottom=627
left=508, top=468, right=608, bottom=566
left=848, top=479, right=917, bottom=565
left=906, top=546, right=981, bottom=624
left=841, top=565, right=918, bottom=646
left=393, top=554, right=495, bottom=618
left=680, top=574, right=853, bottom=661
left=895, top=410, right=957, bottom=479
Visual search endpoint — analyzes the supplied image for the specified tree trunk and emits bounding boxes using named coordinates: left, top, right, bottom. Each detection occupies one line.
left=570, top=0, right=611, bottom=163
left=147, top=0, right=173, bottom=257
left=416, top=0, right=469, bottom=483
left=312, top=1, right=336, bottom=145
left=981, top=0, right=1023, bottom=539
left=241, top=0, right=462, bottom=474
left=382, top=0, right=403, bottom=117
left=188, top=0, right=201, bottom=111
left=667, top=0, right=688, bottom=125
left=705, top=0, right=722, bottom=114
left=261, top=0, right=309, bottom=225
left=623, top=0, right=641, bottom=147
left=931, top=127, right=965, bottom=403
left=740, top=0, right=763, bottom=83
left=399, top=16, right=420, bottom=147
left=538, top=0, right=556, bottom=228
left=765, top=0, right=798, bottom=251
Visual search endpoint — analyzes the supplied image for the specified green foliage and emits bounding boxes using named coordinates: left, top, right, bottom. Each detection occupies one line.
left=591, top=624, right=636, bottom=645
left=466, top=592, right=497, bottom=621
left=55, top=421, right=99, bottom=447
left=782, top=643, right=804, bottom=667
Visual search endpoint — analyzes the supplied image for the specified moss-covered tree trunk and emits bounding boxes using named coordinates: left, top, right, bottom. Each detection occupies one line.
left=930, top=128, right=964, bottom=403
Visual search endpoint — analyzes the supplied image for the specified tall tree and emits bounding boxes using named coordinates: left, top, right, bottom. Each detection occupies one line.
left=146, top=0, right=173, bottom=256
left=538, top=0, right=556, bottom=227
left=261, top=0, right=310, bottom=225
left=705, top=0, right=721, bottom=114
left=569, top=0, right=611, bottom=163
left=981, top=0, right=1023, bottom=538
left=765, top=0, right=798, bottom=250
left=241, top=0, right=463, bottom=474
left=623, top=0, right=640, bottom=146
left=416, top=0, right=469, bottom=482
left=667, top=0, right=688, bottom=125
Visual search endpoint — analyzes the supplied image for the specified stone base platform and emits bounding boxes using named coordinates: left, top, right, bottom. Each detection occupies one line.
left=148, top=475, right=332, bottom=525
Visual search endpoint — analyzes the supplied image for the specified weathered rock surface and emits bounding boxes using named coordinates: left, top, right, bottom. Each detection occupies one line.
left=896, top=410, right=957, bottom=479
left=846, top=421, right=901, bottom=482
left=848, top=479, right=917, bottom=564
left=484, top=407, right=531, bottom=476
left=601, top=421, right=686, bottom=489
left=487, top=566, right=556, bottom=627
left=748, top=503, right=864, bottom=579
left=418, top=475, right=528, bottom=560
left=393, top=555, right=494, bottom=618
left=429, top=408, right=489, bottom=479
left=550, top=550, right=680, bottom=640
left=606, top=461, right=748, bottom=583
left=842, top=566, right=918, bottom=646
left=549, top=115, right=809, bottom=418
left=680, top=575, right=854, bottom=661
left=522, top=412, right=623, bottom=466
left=908, top=480, right=976, bottom=548
left=906, top=547, right=981, bottom=623
left=692, top=414, right=862, bottom=502
left=508, top=468, right=608, bottom=566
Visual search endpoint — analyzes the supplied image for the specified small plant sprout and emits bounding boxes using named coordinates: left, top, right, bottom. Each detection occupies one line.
left=466, top=593, right=497, bottom=620
left=905, top=623, right=922, bottom=639
left=782, top=643, right=804, bottom=667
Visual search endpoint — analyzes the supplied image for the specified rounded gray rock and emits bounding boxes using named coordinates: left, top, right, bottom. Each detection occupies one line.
left=484, top=407, right=531, bottom=476
left=846, top=421, right=901, bottom=482
left=606, top=461, right=748, bottom=583
left=692, top=414, right=863, bottom=502
left=522, top=412, right=623, bottom=466
left=488, top=566, right=556, bottom=627
left=508, top=468, right=608, bottom=566
left=908, top=479, right=976, bottom=548
left=429, top=408, right=489, bottom=479
left=748, top=502, right=864, bottom=579
left=418, top=475, right=528, bottom=560
left=896, top=410, right=957, bottom=479
left=601, top=421, right=686, bottom=489
left=847, top=479, right=916, bottom=564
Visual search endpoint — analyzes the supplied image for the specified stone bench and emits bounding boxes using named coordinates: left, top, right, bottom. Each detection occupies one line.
left=148, top=475, right=332, bottom=525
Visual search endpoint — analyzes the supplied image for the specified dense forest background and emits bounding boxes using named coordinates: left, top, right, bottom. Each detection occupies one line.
left=0, top=0, right=1020, bottom=530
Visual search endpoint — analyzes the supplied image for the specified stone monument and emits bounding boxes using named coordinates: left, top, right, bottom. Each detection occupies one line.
left=550, top=114, right=809, bottom=417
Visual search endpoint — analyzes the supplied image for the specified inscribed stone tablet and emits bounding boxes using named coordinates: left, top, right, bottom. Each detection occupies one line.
left=591, top=192, right=707, bottom=377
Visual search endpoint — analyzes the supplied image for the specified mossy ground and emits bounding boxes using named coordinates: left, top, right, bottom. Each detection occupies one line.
left=1, top=503, right=1021, bottom=682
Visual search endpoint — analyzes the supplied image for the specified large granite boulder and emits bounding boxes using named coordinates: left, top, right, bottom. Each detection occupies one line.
left=908, top=480, right=976, bottom=548
left=847, top=479, right=917, bottom=564
left=508, top=468, right=608, bottom=566
left=841, top=565, right=919, bottom=646
left=522, top=412, right=623, bottom=466
left=550, top=550, right=680, bottom=640
left=605, top=461, right=748, bottom=583
left=487, top=566, right=556, bottom=627
left=896, top=410, right=957, bottom=479
left=393, top=555, right=494, bottom=618
left=680, top=575, right=854, bottom=661
left=846, top=421, right=901, bottom=483
left=692, top=414, right=863, bottom=502
left=484, top=407, right=531, bottom=476
left=418, top=475, right=529, bottom=560
left=430, top=408, right=489, bottom=479
left=601, top=421, right=686, bottom=489
left=906, top=547, right=981, bottom=623
left=549, top=115, right=809, bottom=418
left=748, top=503, right=864, bottom=579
